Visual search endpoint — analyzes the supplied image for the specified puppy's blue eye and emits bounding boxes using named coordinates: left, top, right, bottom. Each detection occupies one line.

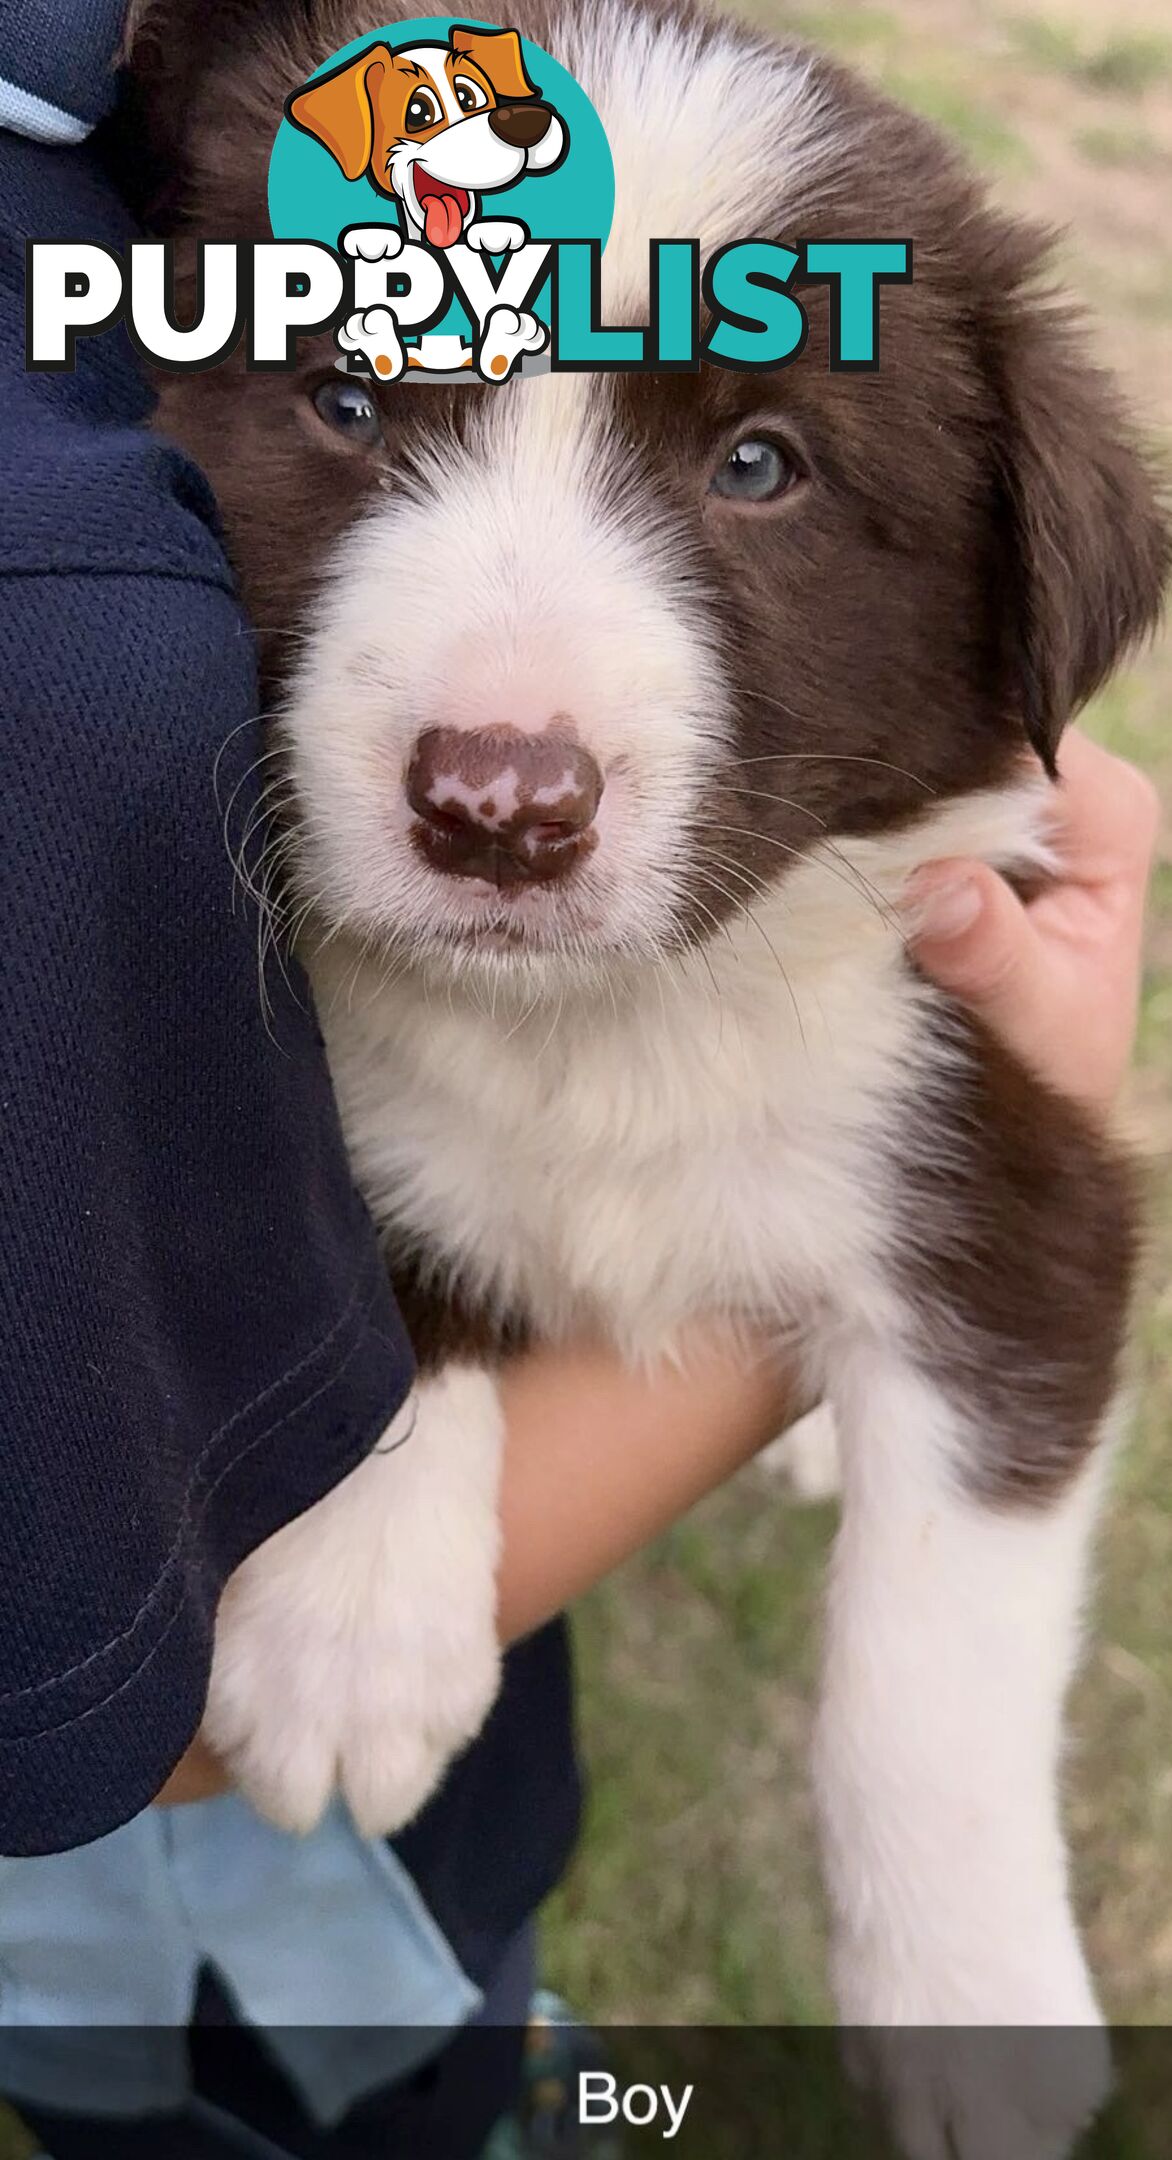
left=711, top=437, right=795, bottom=504
left=311, top=378, right=383, bottom=447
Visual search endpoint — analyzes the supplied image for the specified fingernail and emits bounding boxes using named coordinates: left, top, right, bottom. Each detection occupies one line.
left=907, top=875, right=982, bottom=941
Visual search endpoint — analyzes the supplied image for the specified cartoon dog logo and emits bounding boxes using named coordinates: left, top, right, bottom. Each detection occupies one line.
left=287, top=24, right=568, bottom=254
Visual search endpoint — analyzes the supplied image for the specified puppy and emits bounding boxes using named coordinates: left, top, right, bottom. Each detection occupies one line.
left=135, top=0, right=1167, bottom=2151
left=287, top=24, right=567, bottom=251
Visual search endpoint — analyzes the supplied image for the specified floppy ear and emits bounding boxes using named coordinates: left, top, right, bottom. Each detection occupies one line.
left=449, top=24, right=538, bottom=101
left=990, top=294, right=1168, bottom=775
left=287, top=45, right=391, bottom=182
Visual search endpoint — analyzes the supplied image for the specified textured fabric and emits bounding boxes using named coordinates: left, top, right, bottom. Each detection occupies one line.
left=1, top=113, right=581, bottom=1997
left=0, top=1797, right=480, bottom=2126
left=0, top=0, right=127, bottom=135
left=0, top=77, right=93, bottom=145
left=0, top=127, right=414, bottom=1854
left=15, top=1931, right=535, bottom=2160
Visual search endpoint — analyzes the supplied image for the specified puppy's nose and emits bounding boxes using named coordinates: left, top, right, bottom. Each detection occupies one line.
left=487, top=101, right=553, bottom=151
left=407, top=726, right=602, bottom=887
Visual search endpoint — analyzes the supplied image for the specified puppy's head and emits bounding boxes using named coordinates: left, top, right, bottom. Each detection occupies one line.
left=285, top=25, right=564, bottom=243
left=136, top=0, right=1168, bottom=991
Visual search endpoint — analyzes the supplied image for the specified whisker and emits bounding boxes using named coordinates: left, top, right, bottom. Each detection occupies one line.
left=691, top=865, right=807, bottom=1051
left=710, top=785, right=902, bottom=924
left=697, top=820, right=902, bottom=931
left=729, top=744, right=937, bottom=795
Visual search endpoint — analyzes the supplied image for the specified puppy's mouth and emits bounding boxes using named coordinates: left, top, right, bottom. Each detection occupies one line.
left=412, top=169, right=471, bottom=249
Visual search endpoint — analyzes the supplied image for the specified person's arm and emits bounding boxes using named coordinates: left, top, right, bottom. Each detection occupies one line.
left=495, top=1332, right=805, bottom=1644
left=158, top=727, right=1158, bottom=1799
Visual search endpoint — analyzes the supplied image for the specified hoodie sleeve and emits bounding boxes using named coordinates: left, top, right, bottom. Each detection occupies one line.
left=0, top=136, right=413, bottom=1856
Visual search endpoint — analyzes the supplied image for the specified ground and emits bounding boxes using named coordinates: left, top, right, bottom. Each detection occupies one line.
left=542, top=0, right=1172, bottom=2080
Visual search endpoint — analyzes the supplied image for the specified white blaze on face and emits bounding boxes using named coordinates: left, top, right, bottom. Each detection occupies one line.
left=553, top=0, right=835, bottom=315
left=284, top=367, right=725, bottom=962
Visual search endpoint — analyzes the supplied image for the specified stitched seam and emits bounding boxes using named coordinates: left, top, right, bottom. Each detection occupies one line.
left=0, top=1277, right=395, bottom=1743
left=0, top=1252, right=381, bottom=1708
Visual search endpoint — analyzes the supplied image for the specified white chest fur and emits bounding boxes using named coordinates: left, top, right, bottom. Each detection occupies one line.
left=307, top=785, right=1045, bottom=1364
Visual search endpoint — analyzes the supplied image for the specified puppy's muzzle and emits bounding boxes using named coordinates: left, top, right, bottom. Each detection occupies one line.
left=407, top=725, right=602, bottom=888
left=487, top=102, right=556, bottom=152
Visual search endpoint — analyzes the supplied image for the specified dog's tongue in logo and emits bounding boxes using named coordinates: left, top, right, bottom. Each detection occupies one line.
left=415, top=171, right=471, bottom=250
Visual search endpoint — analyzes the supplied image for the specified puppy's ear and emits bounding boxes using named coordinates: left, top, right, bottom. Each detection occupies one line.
left=286, top=46, right=391, bottom=182
left=988, top=276, right=1168, bottom=775
left=450, top=24, right=538, bottom=101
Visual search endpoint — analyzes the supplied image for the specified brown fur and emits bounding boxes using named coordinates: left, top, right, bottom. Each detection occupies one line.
left=896, top=1009, right=1140, bottom=1504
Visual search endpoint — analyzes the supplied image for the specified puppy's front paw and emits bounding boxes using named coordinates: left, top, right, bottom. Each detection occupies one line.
left=203, top=1367, right=504, bottom=1836
left=852, top=2024, right=1111, bottom=2160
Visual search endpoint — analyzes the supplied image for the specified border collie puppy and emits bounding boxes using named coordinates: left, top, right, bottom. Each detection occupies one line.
left=135, top=0, right=1166, bottom=2147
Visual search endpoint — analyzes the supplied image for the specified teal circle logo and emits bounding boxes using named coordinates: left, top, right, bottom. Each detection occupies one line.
left=268, top=18, right=613, bottom=376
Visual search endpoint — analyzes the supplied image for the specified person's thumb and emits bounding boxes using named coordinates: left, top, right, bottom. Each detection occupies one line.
left=904, top=860, right=1041, bottom=1019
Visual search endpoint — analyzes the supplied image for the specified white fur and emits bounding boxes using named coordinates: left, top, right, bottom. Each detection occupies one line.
left=204, top=1367, right=503, bottom=1837
left=215, top=14, right=1116, bottom=2146
left=762, top=1402, right=842, bottom=1499
left=556, top=1, right=838, bottom=314
left=815, top=1351, right=1114, bottom=2149
left=282, top=362, right=728, bottom=973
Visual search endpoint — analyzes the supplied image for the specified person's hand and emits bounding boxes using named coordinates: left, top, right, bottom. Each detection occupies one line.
left=904, top=728, right=1160, bottom=1112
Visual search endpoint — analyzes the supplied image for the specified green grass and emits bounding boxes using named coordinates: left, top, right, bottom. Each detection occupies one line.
left=882, top=65, right=1031, bottom=165
left=1075, top=123, right=1166, bottom=170
left=776, top=0, right=1030, bottom=167
left=1008, top=16, right=1172, bottom=92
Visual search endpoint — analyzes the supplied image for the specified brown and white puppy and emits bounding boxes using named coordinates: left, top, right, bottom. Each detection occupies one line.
left=287, top=24, right=566, bottom=249
left=131, top=0, right=1167, bottom=2150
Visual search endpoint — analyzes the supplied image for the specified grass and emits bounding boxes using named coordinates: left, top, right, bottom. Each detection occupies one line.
left=1074, top=124, right=1166, bottom=169
left=543, top=0, right=1172, bottom=2052
left=1008, top=16, right=1172, bottom=92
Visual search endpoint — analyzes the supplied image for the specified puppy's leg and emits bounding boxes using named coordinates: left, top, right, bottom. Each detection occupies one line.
left=814, top=1010, right=1136, bottom=2157
left=203, top=1364, right=503, bottom=1837
left=816, top=1346, right=1116, bottom=2157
